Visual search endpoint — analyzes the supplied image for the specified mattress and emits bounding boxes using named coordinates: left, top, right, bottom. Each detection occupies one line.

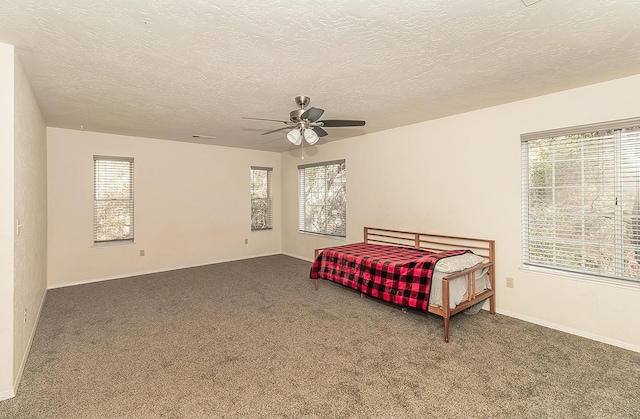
left=428, top=266, right=491, bottom=310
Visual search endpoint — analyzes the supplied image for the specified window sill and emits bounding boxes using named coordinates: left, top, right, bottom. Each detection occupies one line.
left=520, top=264, right=640, bottom=291
left=93, top=240, right=135, bottom=248
left=297, top=230, right=347, bottom=241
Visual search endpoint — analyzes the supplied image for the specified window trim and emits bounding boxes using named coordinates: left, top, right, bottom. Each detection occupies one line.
left=93, top=155, right=135, bottom=245
left=250, top=166, right=273, bottom=231
left=521, top=117, right=640, bottom=284
left=298, top=159, right=346, bottom=238
left=521, top=117, right=640, bottom=142
left=297, top=159, right=346, bottom=171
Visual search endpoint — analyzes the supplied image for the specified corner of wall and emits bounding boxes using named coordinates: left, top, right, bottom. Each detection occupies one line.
left=0, top=41, right=16, bottom=400
left=11, top=45, right=48, bottom=399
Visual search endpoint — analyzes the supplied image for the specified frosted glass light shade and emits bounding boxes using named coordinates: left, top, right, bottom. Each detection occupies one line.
left=304, top=128, right=319, bottom=145
left=287, top=129, right=302, bottom=145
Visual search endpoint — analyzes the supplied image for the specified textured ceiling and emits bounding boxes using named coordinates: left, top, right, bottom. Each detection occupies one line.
left=1, top=0, right=639, bottom=152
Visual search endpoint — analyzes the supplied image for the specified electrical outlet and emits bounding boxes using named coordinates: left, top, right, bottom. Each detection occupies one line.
left=506, top=277, right=514, bottom=288
left=23, top=308, right=27, bottom=323
left=244, top=238, right=249, bottom=245
left=139, top=249, right=145, bottom=257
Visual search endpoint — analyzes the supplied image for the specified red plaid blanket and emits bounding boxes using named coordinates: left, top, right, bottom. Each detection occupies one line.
left=310, top=242, right=470, bottom=311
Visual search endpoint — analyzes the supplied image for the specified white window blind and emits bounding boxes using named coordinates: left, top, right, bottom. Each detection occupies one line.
left=521, top=118, right=640, bottom=283
left=94, top=156, right=134, bottom=244
left=251, top=166, right=273, bottom=230
left=298, top=160, right=346, bottom=238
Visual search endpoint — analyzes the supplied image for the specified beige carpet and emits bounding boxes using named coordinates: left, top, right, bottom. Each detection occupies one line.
left=1, top=254, right=639, bottom=418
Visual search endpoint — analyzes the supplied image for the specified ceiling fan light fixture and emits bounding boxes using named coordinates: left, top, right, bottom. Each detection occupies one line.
left=287, top=129, right=302, bottom=145
left=303, top=128, right=319, bottom=145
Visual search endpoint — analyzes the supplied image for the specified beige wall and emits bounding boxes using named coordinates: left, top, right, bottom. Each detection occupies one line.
left=282, top=74, right=640, bottom=351
left=0, top=43, right=15, bottom=400
left=47, top=129, right=281, bottom=287
left=13, top=52, right=47, bottom=393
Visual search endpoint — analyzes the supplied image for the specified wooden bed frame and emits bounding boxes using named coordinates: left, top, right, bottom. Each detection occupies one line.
left=313, top=227, right=496, bottom=342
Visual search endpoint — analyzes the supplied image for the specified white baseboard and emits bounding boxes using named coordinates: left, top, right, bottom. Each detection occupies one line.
left=495, top=308, right=640, bottom=353
left=12, top=289, right=47, bottom=397
left=47, top=252, right=282, bottom=289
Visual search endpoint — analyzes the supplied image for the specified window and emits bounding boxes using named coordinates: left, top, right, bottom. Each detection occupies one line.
left=298, top=160, right=346, bottom=237
left=250, top=166, right=273, bottom=230
left=94, top=156, right=134, bottom=244
left=521, top=118, right=640, bottom=283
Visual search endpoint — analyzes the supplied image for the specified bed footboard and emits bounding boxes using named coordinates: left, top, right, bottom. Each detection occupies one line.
left=432, top=262, right=495, bottom=342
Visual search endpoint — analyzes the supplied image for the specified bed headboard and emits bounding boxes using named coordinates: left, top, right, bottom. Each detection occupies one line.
left=363, top=227, right=495, bottom=263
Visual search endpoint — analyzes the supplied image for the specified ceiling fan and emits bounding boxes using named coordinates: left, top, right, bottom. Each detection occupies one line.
left=242, top=95, right=366, bottom=146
